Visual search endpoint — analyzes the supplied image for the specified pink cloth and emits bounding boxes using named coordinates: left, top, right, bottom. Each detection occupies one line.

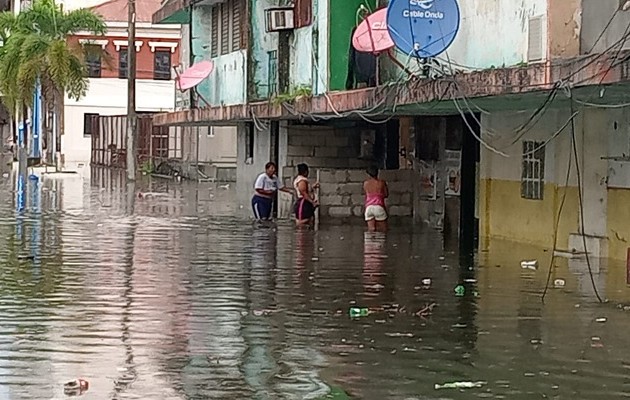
left=365, top=192, right=386, bottom=208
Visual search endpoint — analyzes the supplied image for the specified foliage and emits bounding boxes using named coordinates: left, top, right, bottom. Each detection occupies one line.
left=272, top=85, right=313, bottom=106
left=0, top=0, right=106, bottom=114
left=140, top=160, right=154, bottom=175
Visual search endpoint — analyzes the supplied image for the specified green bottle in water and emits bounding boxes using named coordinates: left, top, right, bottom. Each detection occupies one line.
left=349, top=307, right=369, bottom=317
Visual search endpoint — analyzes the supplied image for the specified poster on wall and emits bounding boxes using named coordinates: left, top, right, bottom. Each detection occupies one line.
left=445, top=150, right=461, bottom=197
left=417, top=159, right=437, bottom=201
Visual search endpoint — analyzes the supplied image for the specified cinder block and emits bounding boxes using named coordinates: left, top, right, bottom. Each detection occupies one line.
left=400, top=192, right=412, bottom=204
left=348, top=159, right=370, bottom=169
left=347, top=169, right=367, bottom=182
left=328, top=206, right=353, bottom=217
left=314, top=146, right=338, bottom=157
left=289, top=135, right=321, bottom=147
left=352, top=205, right=363, bottom=217
left=388, top=205, right=413, bottom=216
left=326, top=136, right=349, bottom=147
left=388, top=181, right=410, bottom=193
left=318, top=169, right=338, bottom=182
left=387, top=193, right=400, bottom=204
left=349, top=194, right=364, bottom=206
left=288, top=145, right=315, bottom=157
left=337, top=183, right=363, bottom=195
left=337, top=147, right=358, bottom=158
left=319, top=194, right=347, bottom=206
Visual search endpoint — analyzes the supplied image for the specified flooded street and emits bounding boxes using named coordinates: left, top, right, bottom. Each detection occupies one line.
left=1, top=168, right=630, bottom=399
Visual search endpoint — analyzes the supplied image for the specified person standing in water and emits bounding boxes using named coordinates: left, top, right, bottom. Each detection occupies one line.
left=252, top=162, right=292, bottom=221
left=293, top=163, right=319, bottom=226
left=363, top=165, right=389, bottom=232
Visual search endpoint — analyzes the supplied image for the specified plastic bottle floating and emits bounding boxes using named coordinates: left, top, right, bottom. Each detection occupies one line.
left=349, top=307, right=369, bottom=318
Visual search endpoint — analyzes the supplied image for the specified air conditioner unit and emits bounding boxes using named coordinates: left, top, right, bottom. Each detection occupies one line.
left=265, top=8, right=295, bottom=32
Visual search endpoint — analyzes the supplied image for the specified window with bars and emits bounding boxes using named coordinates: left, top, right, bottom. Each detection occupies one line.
left=211, top=0, right=244, bottom=57
left=521, top=140, right=545, bottom=200
left=268, top=50, right=278, bottom=96
left=85, top=45, right=101, bottom=78
left=83, top=113, right=99, bottom=137
left=154, top=50, right=172, bottom=80
left=119, top=47, right=128, bottom=78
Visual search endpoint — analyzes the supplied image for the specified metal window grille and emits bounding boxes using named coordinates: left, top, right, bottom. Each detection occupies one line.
left=521, top=140, right=545, bottom=200
left=211, top=6, right=219, bottom=57
left=119, top=47, right=128, bottom=78
left=154, top=50, right=172, bottom=80
left=85, top=45, right=102, bottom=78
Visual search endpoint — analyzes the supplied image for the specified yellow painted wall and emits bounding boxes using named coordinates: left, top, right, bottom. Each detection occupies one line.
left=607, top=188, right=630, bottom=262
left=480, top=179, right=579, bottom=250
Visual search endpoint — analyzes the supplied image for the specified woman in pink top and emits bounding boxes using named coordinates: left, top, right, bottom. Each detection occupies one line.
left=363, top=165, right=389, bottom=232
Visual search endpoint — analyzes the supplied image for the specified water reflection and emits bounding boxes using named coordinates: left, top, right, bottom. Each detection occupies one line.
left=1, top=168, right=630, bottom=399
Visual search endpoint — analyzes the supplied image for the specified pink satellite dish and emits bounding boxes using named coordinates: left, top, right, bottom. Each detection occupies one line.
left=352, top=8, right=394, bottom=54
left=176, top=60, right=214, bottom=91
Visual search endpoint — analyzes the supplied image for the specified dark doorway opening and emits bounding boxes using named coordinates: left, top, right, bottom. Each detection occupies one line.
left=459, top=114, right=480, bottom=260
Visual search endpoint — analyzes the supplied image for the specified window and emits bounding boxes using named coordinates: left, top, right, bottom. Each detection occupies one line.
left=85, top=44, right=101, bottom=78
left=521, top=141, right=545, bottom=200
left=294, top=0, right=312, bottom=28
left=211, top=0, right=244, bottom=57
left=208, top=126, right=215, bottom=137
left=154, top=50, right=172, bottom=80
left=119, top=47, right=128, bottom=79
left=268, top=50, right=278, bottom=96
left=83, top=113, right=99, bottom=137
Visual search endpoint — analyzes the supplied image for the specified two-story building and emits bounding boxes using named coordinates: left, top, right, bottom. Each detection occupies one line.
left=62, top=0, right=182, bottom=169
left=151, top=0, right=630, bottom=265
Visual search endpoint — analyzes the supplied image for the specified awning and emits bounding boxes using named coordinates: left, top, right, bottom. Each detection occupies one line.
left=152, top=0, right=191, bottom=24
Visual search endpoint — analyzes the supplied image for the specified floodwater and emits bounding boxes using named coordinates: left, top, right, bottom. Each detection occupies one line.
left=1, top=168, right=630, bottom=400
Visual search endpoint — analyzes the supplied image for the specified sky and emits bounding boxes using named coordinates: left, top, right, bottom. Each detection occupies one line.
left=59, top=0, right=109, bottom=10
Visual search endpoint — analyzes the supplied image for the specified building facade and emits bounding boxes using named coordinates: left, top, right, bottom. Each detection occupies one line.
left=152, top=0, right=630, bottom=262
left=63, top=0, right=182, bottom=169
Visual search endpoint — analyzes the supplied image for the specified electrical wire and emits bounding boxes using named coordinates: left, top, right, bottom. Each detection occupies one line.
left=569, top=97, right=604, bottom=303
left=541, top=117, right=573, bottom=303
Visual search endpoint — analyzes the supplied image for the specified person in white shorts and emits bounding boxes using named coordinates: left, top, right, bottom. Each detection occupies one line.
left=363, top=165, right=389, bottom=232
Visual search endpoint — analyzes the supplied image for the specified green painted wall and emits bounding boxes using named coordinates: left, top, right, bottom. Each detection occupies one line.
left=328, top=0, right=377, bottom=91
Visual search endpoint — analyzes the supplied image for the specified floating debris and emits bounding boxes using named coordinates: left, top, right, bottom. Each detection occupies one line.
left=64, top=379, right=89, bottom=396
left=554, top=279, right=566, bottom=287
left=521, top=260, right=538, bottom=270
left=596, top=317, right=607, bottom=323
left=434, top=381, right=486, bottom=390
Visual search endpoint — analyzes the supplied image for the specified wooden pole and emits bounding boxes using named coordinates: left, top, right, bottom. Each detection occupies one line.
left=126, top=0, right=137, bottom=180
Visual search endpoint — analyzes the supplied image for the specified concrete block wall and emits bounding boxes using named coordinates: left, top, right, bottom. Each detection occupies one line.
left=285, top=124, right=373, bottom=169
left=317, top=168, right=417, bottom=223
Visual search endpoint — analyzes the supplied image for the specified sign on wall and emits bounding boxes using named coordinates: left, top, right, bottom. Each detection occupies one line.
left=445, top=149, right=461, bottom=196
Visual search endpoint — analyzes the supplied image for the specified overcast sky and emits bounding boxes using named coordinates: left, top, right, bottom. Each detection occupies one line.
left=59, top=0, right=109, bottom=10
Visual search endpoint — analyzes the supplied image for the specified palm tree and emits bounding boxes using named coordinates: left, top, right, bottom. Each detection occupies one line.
left=0, top=0, right=106, bottom=166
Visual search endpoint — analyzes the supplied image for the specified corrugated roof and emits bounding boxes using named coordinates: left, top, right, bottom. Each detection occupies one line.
left=90, top=0, right=163, bottom=23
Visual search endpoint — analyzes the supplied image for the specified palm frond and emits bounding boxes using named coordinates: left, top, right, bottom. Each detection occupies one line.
left=60, top=8, right=107, bottom=36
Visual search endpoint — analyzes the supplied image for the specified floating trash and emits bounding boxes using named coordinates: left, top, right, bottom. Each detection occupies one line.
left=554, top=278, right=566, bottom=287
left=521, top=260, right=538, bottom=270
left=349, top=307, right=369, bottom=318
left=434, top=381, right=486, bottom=390
left=64, top=379, right=89, bottom=396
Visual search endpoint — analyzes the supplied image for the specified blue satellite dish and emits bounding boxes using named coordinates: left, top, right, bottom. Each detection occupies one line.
left=387, top=0, right=460, bottom=58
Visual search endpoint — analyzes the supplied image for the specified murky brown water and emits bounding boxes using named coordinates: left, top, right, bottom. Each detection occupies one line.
left=1, top=168, right=630, bottom=399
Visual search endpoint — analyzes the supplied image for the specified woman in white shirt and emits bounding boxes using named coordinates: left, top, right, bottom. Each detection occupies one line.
left=252, top=162, right=291, bottom=220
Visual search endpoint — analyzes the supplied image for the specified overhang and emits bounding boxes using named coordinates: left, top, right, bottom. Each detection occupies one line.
left=153, top=51, right=630, bottom=127
left=152, top=0, right=191, bottom=24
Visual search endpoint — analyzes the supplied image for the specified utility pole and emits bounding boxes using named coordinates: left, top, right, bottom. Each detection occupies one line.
left=125, top=0, right=137, bottom=180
